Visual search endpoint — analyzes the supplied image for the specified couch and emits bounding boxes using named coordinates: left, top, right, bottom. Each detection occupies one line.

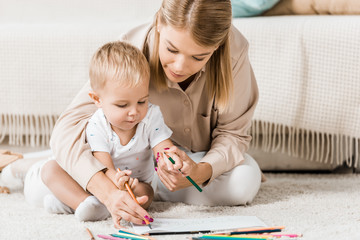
left=1, top=0, right=359, bottom=171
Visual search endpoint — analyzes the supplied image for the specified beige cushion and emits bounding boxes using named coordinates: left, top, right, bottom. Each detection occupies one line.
left=263, top=0, right=360, bottom=15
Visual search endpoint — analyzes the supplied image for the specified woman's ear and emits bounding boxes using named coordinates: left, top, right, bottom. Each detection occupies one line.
left=88, top=91, right=102, bottom=108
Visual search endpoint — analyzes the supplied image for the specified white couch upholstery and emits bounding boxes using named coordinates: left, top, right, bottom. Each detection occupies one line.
left=0, top=0, right=162, bottom=146
left=233, top=15, right=360, bottom=170
left=1, top=0, right=359, bottom=170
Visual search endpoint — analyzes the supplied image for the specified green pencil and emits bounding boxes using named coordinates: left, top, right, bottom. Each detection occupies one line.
left=164, top=153, right=203, bottom=192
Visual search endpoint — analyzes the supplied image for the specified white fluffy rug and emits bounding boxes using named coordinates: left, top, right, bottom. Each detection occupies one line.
left=1, top=173, right=359, bottom=240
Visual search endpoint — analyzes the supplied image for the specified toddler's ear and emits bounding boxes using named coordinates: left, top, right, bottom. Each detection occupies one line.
left=88, top=91, right=102, bottom=107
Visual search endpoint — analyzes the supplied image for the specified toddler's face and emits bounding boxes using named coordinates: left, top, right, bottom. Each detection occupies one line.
left=98, top=78, right=149, bottom=133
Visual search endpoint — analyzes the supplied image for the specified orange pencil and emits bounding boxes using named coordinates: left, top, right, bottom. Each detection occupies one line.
left=117, top=168, right=152, bottom=228
left=85, top=227, right=95, bottom=240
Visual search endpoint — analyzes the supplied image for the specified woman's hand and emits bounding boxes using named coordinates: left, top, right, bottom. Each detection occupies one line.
left=87, top=171, right=151, bottom=229
left=106, top=189, right=149, bottom=229
left=156, top=146, right=199, bottom=191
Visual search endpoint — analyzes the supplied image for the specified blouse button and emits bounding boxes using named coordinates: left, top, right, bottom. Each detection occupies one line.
left=184, top=100, right=190, bottom=106
left=184, top=128, right=191, bottom=134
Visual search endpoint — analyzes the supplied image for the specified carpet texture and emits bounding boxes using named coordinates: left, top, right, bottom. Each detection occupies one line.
left=1, top=173, right=359, bottom=240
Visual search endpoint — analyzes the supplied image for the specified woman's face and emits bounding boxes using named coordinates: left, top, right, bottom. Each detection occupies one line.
left=158, top=24, right=218, bottom=83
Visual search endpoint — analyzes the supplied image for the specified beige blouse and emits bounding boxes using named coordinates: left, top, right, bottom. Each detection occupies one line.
left=50, top=22, right=259, bottom=189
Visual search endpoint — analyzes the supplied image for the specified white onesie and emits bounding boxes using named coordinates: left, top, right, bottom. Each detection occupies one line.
left=85, top=103, right=172, bottom=183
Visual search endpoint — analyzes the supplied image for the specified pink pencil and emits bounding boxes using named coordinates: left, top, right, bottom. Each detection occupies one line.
left=271, top=233, right=303, bottom=238
left=97, top=234, right=127, bottom=240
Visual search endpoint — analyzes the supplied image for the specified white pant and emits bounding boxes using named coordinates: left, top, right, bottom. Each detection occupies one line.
left=153, top=152, right=262, bottom=206
left=24, top=158, right=52, bottom=208
left=24, top=151, right=261, bottom=208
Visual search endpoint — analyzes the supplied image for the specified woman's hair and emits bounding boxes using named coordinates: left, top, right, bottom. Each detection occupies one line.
left=144, top=0, right=233, bottom=113
left=90, top=41, right=150, bottom=91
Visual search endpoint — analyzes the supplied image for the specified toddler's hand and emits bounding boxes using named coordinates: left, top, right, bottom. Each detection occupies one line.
left=115, top=169, right=132, bottom=190
left=127, top=177, right=139, bottom=190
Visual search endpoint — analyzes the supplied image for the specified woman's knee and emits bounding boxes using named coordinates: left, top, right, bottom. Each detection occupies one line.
left=221, top=157, right=262, bottom=205
left=227, top=176, right=261, bottom=205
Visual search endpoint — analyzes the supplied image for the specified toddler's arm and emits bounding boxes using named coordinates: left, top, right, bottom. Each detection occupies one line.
left=92, top=151, right=131, bottom=190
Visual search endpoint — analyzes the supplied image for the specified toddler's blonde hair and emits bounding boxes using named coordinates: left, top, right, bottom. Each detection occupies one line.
left=90, top=41, right=150, bottom=91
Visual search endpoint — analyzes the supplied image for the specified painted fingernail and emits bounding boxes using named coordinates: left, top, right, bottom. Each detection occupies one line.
left=156, top=157, right=159, bottom=162
left=144, top=215, right=150, bottom=220
left=155, top=167, right=158, bottom=171
left=157, top=152, right=160, bottom=157
left=164, top=147, right=169, bottom=150
left=149, top=218, right=154, bottom=222
left=142, top=220, right=146, bottom=225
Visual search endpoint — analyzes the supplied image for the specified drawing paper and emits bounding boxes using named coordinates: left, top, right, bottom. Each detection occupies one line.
left=131, top=215, right=267, bottom=235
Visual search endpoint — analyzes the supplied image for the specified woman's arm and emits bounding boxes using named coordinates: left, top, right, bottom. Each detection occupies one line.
left=50, top=81, right=104, bottom=188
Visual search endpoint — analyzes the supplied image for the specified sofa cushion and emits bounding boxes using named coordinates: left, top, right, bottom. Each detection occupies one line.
left=263, top=0, right=360, bottom=15
left=231, top=0, right=280, bottom=17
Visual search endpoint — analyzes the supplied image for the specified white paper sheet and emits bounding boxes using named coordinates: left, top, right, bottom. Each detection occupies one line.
left=131, top=216, right=267, bottom=235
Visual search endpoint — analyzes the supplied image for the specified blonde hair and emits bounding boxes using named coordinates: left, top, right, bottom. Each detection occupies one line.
left=90, top=41, right=150, bottom=91
left=144, top=0, right=233, bottom=113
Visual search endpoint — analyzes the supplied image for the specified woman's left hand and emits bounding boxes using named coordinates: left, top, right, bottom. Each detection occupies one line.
left=156, top=146, right=198, bottom=191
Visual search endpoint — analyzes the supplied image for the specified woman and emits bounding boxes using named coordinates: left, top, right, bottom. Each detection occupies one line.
left=27, top=0, right=261, bottom=228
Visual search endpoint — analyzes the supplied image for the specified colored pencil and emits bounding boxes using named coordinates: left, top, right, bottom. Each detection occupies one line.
left=228, top=226, right=285, bottom=235
left=164, top=153, right=203, bottom=192
left=118, top=229, right=145, bottom=236
left=270, top=233, right=302, bottom=238
left=224, top=234, right=274, bottom=239
left=98, top=234, right=127, bottom=240
left=86, top=227, right=95, bottom=240
left=192, top=236, right=273, bottom=240
left=118, top=230, right=157, bottom=240
left=232, top=233, right=302, bottom=238
left=117, top=168, right=152, bottom=229
left=111, top=232, right=151, bottom=240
